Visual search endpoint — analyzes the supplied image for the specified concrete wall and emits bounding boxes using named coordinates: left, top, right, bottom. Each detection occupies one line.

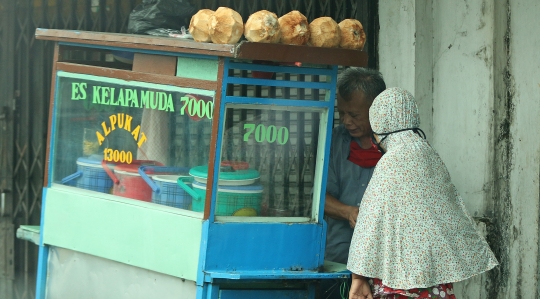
left=379, top=0, right=540, bottom=298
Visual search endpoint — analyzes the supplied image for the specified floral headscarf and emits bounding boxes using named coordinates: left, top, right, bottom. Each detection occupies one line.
left=347, top=88, right=498, bottom=289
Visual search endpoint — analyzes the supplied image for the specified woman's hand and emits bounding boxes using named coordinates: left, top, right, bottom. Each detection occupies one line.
left=349, top=273, right=373, bottom=299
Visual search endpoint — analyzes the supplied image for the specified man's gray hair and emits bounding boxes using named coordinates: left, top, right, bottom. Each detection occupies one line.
left=337, top=67, right=386, bottom=103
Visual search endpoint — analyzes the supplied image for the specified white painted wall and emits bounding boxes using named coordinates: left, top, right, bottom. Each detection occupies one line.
left=380, top=0, right=493, bottom=217
left=379, top=0, right=540, bottom=297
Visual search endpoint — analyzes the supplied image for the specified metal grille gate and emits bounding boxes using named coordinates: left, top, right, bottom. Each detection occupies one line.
left=0, top=1, right=377, bottom=298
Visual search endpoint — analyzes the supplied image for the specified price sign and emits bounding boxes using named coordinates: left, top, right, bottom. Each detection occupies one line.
left=180, top=95, right=214, bottom=121
left=243, top=124, right=289, bottom=145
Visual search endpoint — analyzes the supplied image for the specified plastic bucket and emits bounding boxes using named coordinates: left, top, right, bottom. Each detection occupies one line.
left=137, top=166, right=191, bottom=209
left=61, top=157, right=114, bottom=193
left=103, top=160, right=163, bottom=202
left=189, top=165, right=260, bottom=186
left=178, top=178, right=263, bottom=216
left=150, top=175, right=192, bottom=209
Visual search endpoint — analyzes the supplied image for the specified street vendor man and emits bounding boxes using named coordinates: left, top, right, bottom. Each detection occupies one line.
left=320, top=67, right=386, bottom=298
left=325, top=67, right=386, bottom=263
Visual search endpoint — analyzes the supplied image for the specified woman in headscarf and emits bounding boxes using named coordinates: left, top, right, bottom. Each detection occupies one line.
left=347, top=88, right=498, bottom=299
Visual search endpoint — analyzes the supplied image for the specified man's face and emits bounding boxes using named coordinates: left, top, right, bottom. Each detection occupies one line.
left=337, top=90, right=372, bottom=139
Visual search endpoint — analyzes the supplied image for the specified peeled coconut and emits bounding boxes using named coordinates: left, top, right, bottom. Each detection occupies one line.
left=338, top=19, right=366, bottom=50
left=209, top=7, right=244, bottom=44
left=244, top=10, right=281, bottom=43
left=189, top=9, right=214, bottom=42
left=308, top=17, right=341, bottom=48
left=278, top=10, right=310, bottom=45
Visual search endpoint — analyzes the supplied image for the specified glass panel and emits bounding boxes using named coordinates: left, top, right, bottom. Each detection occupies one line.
left=51, top=71, right=214, bottom=212
left=216, top=104, right=324, bottom=219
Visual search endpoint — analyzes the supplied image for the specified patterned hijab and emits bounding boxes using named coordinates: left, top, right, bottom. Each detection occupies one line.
left=347, top=88, right=498, bottom=289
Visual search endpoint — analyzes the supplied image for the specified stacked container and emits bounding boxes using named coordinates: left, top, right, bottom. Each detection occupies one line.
left=178, top=163, right=263, bottom=216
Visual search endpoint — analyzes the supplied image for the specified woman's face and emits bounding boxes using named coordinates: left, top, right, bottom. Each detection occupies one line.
left=337, top=90, right=372, bottom=139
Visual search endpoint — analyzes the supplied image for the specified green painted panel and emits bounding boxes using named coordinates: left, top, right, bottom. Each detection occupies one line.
left=42, top=186, right=203, bottom=281
left=176, top=57, right=218, bottom=81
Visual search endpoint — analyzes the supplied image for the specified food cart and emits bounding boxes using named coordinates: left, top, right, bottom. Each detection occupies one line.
left=30, top=28, right=367, bottom=299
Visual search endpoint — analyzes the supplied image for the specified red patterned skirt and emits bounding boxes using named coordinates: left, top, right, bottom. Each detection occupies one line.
left=370, top=278, right=457, bottom=299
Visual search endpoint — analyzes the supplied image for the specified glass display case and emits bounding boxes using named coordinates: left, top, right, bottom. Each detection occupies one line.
left=34, top=28, right=368, bottom=299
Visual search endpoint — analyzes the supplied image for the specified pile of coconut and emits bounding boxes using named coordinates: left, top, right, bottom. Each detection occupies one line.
left=188, top=7, right=366, bottom=50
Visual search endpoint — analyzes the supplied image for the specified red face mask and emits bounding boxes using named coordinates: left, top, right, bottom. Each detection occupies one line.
left=347, top=140, right=382, bottom=168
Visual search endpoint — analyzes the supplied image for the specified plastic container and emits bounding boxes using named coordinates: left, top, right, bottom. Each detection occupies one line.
left=103, top=160, right=163, bottom=202
left=177, top=165, right=263, bottom=216
left=61, top=157, right=114, bottom=193
left=178, top=179, right=263, bottom=216
left=138, top=166, right=191, bottom=209
left=188, top=165, right=260, bottom=186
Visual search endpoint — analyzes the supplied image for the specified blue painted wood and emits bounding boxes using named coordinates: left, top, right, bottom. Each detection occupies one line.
left=47, top=75, right=61, bottom=187
left=206, top=283, right=220, bottom=299
left=220, top=289, right=308, bottom=299
left=228, top=62, right=334, bottom=76
left=222, top=96, right=333, bottom=108
left=35, top=188, right=49, bottom=299
left=204, top=222, right=325, bottom=271
left=198, top=57, right=343, bottom=299
left=317, top=65, right=339, bottom=223
left=307, top=283, right=316, bottom=298
left=36, top=72, right=61, bottom=295
left=226, top=76, right=332, bottom=90
left=197, top=220, right=210, bottom=287
left=204, top=270, right=349, bottom=280
left=207, top=58, right=232, bottom=223
left=196, top=285, right=205, bottom=299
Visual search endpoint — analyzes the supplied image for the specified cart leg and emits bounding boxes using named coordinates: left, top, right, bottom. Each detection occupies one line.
left=35, top=244, right=49, bottom=299
left=206, top=283, right=219, bottom=299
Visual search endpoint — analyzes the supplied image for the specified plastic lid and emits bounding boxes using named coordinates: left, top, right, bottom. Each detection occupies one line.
left=192, top=181, right=263, bottom=192
left=153, top=174, right=190, bottom=183
left=189, top=165, right=260, bottom=181
left=76, top=155, right=105, bottom=165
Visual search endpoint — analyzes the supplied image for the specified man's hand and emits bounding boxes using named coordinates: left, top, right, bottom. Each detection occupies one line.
left=346, top=206, right=359, bottom=228
left=325, top=193, right=359, bottom=228
left=349, top=274, right=373, bottom=299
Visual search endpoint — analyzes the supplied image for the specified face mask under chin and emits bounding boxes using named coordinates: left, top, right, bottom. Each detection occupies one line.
left=371, top=128, right=427, bottom=155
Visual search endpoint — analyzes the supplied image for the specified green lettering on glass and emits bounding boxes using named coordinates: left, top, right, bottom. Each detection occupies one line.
left=75, top=80, right=196, bottom=113
left=158, top=92, right=168, bottom=110
left=110, top=88, right=118, bottom=106
left=166, top=94, right=174, bottom=112
left=71, top=82, right=87, bottom=100
left=141, top=90, right=152, bottom=108
left=180, top=96, right=213, bottom=119
left=101, top=87, right=110, bottom=105
left=129, top=89, right=139, bottom=108
left=150, top=92, right=159, bottom=109
left=243, top=124, right=255, bottom=141
left=93, top=86, right=101, bottom=104
left=180, top=97, right=189, bottom=115
left=243, top=123, right=289, bottom=144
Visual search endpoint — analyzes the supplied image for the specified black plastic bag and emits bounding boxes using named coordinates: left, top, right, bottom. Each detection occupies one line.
left=127, top=0, right=196, bottom=35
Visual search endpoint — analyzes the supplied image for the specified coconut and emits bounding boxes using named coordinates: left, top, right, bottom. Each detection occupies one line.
left=278, top=10, right=310, bottom=45
left=338, top=19, right=366, bottom=50
left=209, top=7, right=244, bottom=44
left=189, top=9, right=214, bottom=42
left=308, top=17, right=341, bottom=48
left=244, top=10, right=281, bottom=43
